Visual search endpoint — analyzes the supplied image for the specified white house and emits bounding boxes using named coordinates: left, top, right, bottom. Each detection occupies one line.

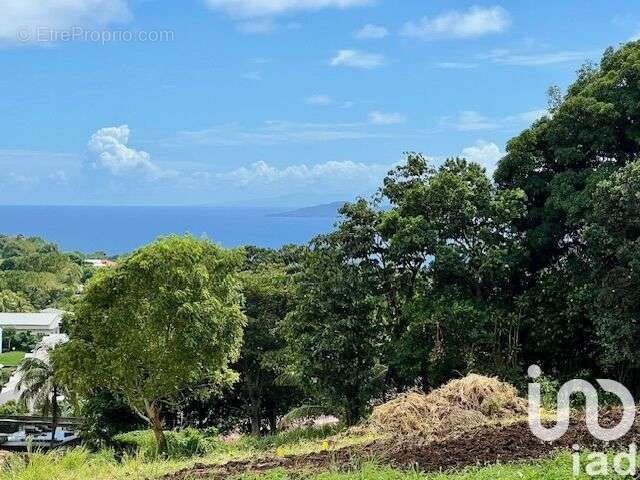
left=0, top=309, right=64, bottom=352
left=84, top=258, right=116, bottom=268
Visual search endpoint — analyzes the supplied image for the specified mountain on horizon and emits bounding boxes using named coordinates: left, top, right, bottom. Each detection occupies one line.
left=270, top=201, right=346, bottom=218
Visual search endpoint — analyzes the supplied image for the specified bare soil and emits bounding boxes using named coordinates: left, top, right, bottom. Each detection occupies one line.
left=161, top=411, right=640, bottom=479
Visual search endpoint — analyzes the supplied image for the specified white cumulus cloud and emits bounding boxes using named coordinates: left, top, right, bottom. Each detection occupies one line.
left=369, top=111, right=406, bottom=125
left=204, top=0, right=371, bottom=17
left=355, top=24, right=388, bottom=39
left=87, top=125, right=162, bottom=177
left=400, top=5, right=509, bottom=40
left=0, top=0, right=130, bottom=43
left=330, top=49, right=385, bottom=68
left=461, top=140, right=503, bottom=172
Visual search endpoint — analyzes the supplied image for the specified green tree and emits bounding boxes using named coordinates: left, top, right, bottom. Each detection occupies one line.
left=326, top=155, right=526, bottom=390
left=381, top=156, right=526, bottom=383
left=284, top=240, right=385, bottom=425
left=582, top=160, right=640, bottom=385
left=0, top=235, right=52, bottom=259
left=237, top=252, right=301, bottom=435
left=0, top=271, right=74, bottom=309
left=79, top=390, right=146, bottom=448
left=0, top=236, right=82, bottom=310
left=0, top=290, right=34, bottom=312
left=2, top=329, right=40, bottom=352
left=53, top=236, right=246, bottom=454
left=493, top=41, right=640, bottom=379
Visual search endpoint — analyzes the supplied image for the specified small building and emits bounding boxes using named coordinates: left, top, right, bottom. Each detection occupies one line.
left=0, top=310, right=64, bottom=352
left=84, top=259, right=116, bottom=268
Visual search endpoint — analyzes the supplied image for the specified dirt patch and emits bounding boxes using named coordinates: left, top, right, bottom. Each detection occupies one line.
left=160, top=411, right=640, bottom=479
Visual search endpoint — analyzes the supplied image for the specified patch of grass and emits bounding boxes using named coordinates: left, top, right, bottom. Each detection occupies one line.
left=0, top=426, right=378, bottom=480
left=113, top=427, right=225, bottom=460
left=0, top=448, right=191, bottom=480
left=0, top=351, right=26, bottom=367
left=235, top=425, right=378, bottom=458
left=239, top=453, right=631, bottom=479
left=239, top=424, right=343, bottom=451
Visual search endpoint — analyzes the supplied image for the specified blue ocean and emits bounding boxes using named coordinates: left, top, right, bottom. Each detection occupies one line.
left=0, top=206, right=339, bottom=255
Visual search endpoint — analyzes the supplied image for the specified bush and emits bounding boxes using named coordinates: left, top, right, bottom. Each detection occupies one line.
left=78, top=391, right=146, bottom=449
left=535, top=375, right=560, bottom=410
left=0, top=400, right=27, bottom=415
left=112, top=427, right=223, bottom=460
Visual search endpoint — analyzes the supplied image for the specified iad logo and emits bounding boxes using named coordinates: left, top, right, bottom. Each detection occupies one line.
left=527, top=365, right=637, bottom=476
left=527, top=365, right=635, bottom=442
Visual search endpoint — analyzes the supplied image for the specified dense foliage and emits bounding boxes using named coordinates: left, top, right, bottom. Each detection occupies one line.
left=0, top=235, right=83, bottom=310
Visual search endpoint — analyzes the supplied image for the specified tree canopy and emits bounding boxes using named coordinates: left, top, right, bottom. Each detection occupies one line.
left=53, top=236, right=246, bottom=453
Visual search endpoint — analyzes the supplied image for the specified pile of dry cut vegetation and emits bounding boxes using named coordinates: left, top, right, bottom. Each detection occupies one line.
left=364, top=374, right=527, bottom=439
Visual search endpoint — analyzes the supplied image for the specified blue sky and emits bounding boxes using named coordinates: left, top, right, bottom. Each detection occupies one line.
left=1, top=0, right=638, bottom=207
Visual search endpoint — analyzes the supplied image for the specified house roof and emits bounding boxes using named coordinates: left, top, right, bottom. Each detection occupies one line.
left=0, top=311, right=62, bottom=329
left=84, top=259, right=116, bottom=267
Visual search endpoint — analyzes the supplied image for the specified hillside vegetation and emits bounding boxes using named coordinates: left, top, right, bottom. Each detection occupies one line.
left=0, top=235, right=87, bottom=311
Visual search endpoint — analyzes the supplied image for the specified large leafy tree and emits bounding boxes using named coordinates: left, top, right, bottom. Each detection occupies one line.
left=495, top=42, right=640, bottom=276
left=284, top=240, right=385, bottom=425
left=325, top=156, right=526, bottom=390
left=236, top=247, right=302, bottom=436
left=180, top=246, right=305, bottom=435
left=493, top=41, right=640, bottom=379
left=0, top=236, right=82, bottom=309
left=582, top=161, right=640, bottom=384
left=53, top=236, right=246, bottom=454
left=383, top=157, right=526, bottom=383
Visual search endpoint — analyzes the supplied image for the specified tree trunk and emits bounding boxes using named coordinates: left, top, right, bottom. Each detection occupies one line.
left=50, top=386, right=59, bottom=449
left=268, top=412, right=277, bottom=434
left=248, top=387, right=262, bottom=437
left=250, top=415, right=260, bottom=437
left=345, top=400, right=361, bottom=427
left=249, top=399, right=261, bottom=437
left=146, top=401, right=168, bottom=456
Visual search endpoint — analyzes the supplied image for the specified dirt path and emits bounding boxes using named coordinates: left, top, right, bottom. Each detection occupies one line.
left=161, top=413, right=640, bottom=479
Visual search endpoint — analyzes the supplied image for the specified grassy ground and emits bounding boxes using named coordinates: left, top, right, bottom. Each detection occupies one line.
left=0, top=427, right=631, bottom=480
left=0, top=426, right=377, bottom=480
left=239, top=454, right=627, bottom=479
left=0, top=351, right=26, bottom=367
left=0, top=450, right=631, bottom=480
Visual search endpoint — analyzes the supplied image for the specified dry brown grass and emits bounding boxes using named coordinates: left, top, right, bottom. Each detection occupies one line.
left=361, top=374, right=527, bottom=439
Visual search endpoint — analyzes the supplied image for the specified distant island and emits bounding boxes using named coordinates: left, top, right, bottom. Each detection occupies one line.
left=270, top=201, right=346, bottom=218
